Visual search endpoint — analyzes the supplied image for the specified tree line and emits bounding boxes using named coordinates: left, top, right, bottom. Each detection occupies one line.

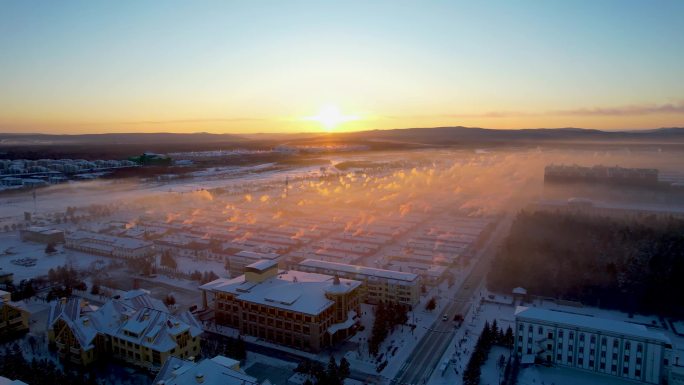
left=488, top=210, right=684, bottom=316
left=463, top=320, right=515, bottom=385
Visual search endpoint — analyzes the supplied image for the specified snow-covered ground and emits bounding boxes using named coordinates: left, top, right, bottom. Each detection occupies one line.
left=420, top=290, right=684, bottom=385
left=424, top=299, right=516, bottom=385
left=0, top=232, right=109, bottom=282
left=518, top=365, right=638, bottom=385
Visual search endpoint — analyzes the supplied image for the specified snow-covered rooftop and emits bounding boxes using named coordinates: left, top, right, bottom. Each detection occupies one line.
left=298, top=259, right=419, bottom=282
left=47, top=290, right=202, bottom=354
left=153, top=355, right=258, bottom=385
left=200, top=270, right=361, bottom=316
left=515, top=306, right=670, bottom=343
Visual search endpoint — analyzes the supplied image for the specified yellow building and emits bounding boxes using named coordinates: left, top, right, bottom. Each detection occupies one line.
left=200, top=260, right=361, bottom=352
left=47, top=290, right=202, bottom=370
left=296, top=259, right=421, bottom=306
left=0, top=290, right=30, bottom=339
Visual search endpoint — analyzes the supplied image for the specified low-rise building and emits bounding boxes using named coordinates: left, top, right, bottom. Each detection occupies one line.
left=295, top=259, right=420, bottom=306
left=47, top=290, right=202, bottom=370
left=65, top=231, right=154, bottom=259
left=0, top=290, right=30, bottom=338
left=200, top=260, right=361, bottom=352
left=226, top=250, right=282, bottom=278
left=515, top=306, right=673, bottom=384
left=19, top=226, right=65, bottom=244
left=153, top=355, right=259, bottom=385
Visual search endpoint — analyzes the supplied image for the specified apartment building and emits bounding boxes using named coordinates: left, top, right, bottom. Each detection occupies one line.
left=200, top=259, right=361, bottom=352
left=65, top=231, right=154, bottom=259
left=295, top=259, right=420, bottom=306
left=0, top=290, right=30, bottom=338
left=515, top=306, right=673, bottom=384
left=47, top=290, right=202, bottom=370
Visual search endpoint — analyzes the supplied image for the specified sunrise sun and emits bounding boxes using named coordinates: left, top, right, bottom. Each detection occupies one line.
left=305, top=105, right=358, bottom=131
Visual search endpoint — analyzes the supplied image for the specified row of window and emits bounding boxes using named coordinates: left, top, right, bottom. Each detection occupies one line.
left=519, top=324, right=644, bottom=352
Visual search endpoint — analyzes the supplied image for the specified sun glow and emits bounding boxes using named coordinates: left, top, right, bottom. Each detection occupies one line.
left=305, top=105, right=358, bottom=131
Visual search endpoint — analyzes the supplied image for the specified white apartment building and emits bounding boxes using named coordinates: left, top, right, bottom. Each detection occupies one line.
left=515, top=307, right=673, bottom=384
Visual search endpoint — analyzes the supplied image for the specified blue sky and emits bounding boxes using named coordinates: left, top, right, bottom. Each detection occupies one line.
left=1, top=1, right=683, bottom=133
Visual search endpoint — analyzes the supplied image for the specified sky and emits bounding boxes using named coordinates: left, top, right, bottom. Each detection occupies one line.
left=1, top=0, right=683, bottom=134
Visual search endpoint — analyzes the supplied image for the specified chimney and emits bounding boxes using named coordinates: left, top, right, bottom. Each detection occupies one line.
left=82, top=317, right=89, bottom=326
left=195, top=373, right=205, bottom=383
left=60, top=297, right=67, bottom=305
left=333, top=274, right=340, bottom=285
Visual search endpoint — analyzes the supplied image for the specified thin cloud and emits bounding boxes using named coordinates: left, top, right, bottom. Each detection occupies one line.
left=384, top=101, right=684, bottom=120
left=554, top=101, right=684, bottom=116
left=117, top=117, right=267, bottom=125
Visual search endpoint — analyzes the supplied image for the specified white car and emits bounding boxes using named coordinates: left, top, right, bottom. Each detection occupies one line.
left=442, top=315, right=448, bottom=321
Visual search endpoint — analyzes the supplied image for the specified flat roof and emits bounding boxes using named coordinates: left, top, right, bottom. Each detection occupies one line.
left=200, top=270, right=361, bottom=316
left=246, top=259, right=278, bottom=272
left=515, top=306, right=670, bottom=343
left=298, top=259, right=418, bottom=282
left=234, top=250, right=280, bottom=260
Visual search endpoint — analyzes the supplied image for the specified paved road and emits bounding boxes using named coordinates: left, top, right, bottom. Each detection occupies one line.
left=392, top=216, right=513, bottom=385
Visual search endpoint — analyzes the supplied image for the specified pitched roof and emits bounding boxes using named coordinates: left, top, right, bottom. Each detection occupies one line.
left=153, top=355, right=258, bottom=385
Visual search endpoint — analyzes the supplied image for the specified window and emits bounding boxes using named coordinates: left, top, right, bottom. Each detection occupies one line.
left=601, top=338, right=607, bottom=345
left=567, top=356, right=573, bottom=364
left=636, top=357, right=642, bottom=365
left=579, top=334, right=585, bottom=341
left=625, top=342, right=631, bottom=350
left=557, top=354, right=562, bottom=361
left=518, top=336, right=523, bottom=342
left=548, top=332, right=553, bottom=339
left=613, top=340, right=619, bottom=348
left=635, top=369, right=641, bottom=377
left=611, top=364, right=617, bottom=373
left=527, top=348, right=532, bottom=354
left=569, top=332, right=574, bottom=339
left=578, top=358, right=584, bottom=365
left=528, top=325, right=533, bottom=332
left=558, top=343, right=563, bottom=350
left=519, top=324, right=524, bottom=331
left=591, top=336, right=596, bottom=343
left=579, top=347, right=584, bottom=353
left=601, top=351, right=606, bottom=358
left=589, top=360, right=595, bottom=367
left=538, top=327, right=543, bottom=335
left=637, top=344, right=643, bottom=353
left=559, top=331, right=564, bottom=338
left=600, top=363, right=605, bottom=370
left=623, top=367, right=629, bottom=374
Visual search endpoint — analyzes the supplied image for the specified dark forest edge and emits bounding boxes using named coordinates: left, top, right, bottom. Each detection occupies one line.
left=488, top=210, right=684, bottom=317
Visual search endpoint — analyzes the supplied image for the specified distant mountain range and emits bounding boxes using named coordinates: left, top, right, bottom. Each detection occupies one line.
left=2, top=126, right=684, bottom=152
